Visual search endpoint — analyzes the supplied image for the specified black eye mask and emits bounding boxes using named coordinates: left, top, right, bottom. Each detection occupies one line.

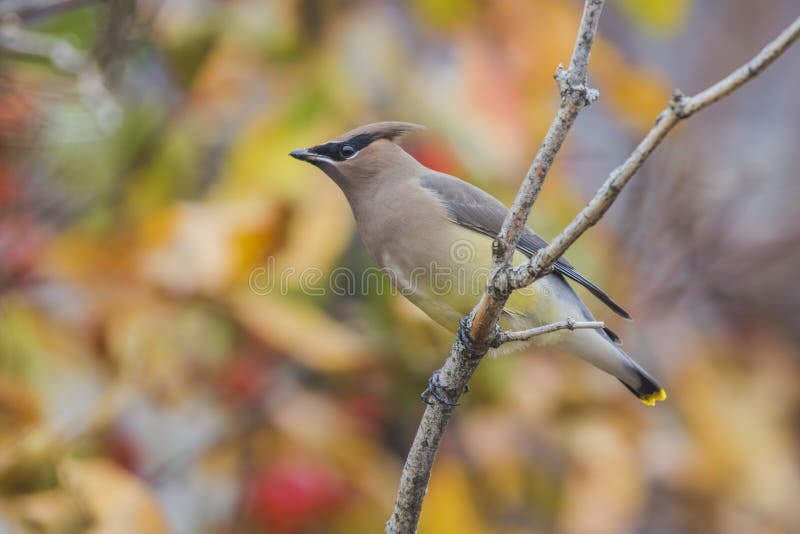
left=309, top=133, right=380, bottom=161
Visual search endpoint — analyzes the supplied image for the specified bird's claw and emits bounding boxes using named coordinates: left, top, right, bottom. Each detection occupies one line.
left=457, top=318, right=473, bottom=350
left=457, top=316, right=491, bottom=357
left=421, top=370, right=461, bottom=407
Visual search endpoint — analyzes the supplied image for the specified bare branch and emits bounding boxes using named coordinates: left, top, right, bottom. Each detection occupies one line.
left=472, top=0, right=605, bottom=345
left=388, top=7, right=800, bottom=534
left=509, top=14, right=800, bottom=290
left=496, top=319, right=604, bottom=345
left=490, top=0, right=604, bottom=271
left=676, top=16, right=800, bottom=117
left=386, top=2, right=606, bottom=532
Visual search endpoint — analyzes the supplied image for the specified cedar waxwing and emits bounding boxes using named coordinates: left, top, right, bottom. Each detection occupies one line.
left=290, top=122, right=666, bottom=405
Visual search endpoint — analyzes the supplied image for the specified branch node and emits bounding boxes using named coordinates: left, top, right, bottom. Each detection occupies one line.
left=669, top=88, right=690, bottom=118
left=557, top=76, right=600, bottom=107
left=491, top=238, right=508, bottom=262
left=555, top=63, right=599, bottom=107
left=554, top=62, right=566, bottom=81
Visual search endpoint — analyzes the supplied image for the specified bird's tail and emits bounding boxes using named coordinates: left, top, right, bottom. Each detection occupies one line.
left=562, top=329, right=667, bottom=406
left=617, top=359, right=667, bottom=406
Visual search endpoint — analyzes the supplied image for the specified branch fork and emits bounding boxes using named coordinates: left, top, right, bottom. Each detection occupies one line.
left=669, top=89, right=691, bottom=119
left=507, top=251, right=555, bottom=290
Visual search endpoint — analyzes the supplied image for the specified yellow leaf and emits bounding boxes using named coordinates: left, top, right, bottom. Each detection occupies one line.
left=220, top=116, right=335, bottom=201
left=138, top=199, right=282, bottom=296
left=229, top=291, right=373, bottom=372
left=271, top=177, right=354, bottom=281
left=592, top=41, right=673, bottom=132
left=4, top=489, right=91, bottom=533
left=419, top=459, right=490, bottom=534
left=614, top=0, right=692, bottom=35
left=0, top=375, right=41, bottom=439
left=411, top=0, right=480, bottom=30
left=61, top=458, right=168, bottom=534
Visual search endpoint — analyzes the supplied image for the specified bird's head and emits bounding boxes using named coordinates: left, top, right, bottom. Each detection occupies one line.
left=290, top=121, right=425, bottom=190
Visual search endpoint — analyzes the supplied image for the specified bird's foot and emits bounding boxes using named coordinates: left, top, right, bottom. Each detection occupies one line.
left=458, top=317, right=489, bottom=358
left=457, top=320, right=473, bottom=352
left=421, top=370, right=462, bottom=407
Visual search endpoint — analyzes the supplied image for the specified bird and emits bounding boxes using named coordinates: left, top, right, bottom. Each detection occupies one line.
left=290, top=121, right=666, bottom=406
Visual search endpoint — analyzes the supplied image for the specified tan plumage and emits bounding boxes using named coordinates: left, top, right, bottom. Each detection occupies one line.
left=290, top=122, right=666, bottom=405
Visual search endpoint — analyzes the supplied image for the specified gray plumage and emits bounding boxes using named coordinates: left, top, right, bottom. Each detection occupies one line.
left=419, top=172, right=632, bottom=319
left=290, top=122, right=666, bottom=405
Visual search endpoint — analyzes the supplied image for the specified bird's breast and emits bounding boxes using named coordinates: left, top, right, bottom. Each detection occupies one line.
left=351, top=180, right=567, bottom=334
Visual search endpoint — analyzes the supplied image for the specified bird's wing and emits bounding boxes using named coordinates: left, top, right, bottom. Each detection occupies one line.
left=420, top=172, right=631, bottom=320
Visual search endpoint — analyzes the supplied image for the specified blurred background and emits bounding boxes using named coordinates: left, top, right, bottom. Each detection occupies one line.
left=1, top=0, right=799, bottom=532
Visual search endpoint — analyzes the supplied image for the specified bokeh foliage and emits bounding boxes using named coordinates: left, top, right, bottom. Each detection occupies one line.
left=1, top=1, right=799, bottom=532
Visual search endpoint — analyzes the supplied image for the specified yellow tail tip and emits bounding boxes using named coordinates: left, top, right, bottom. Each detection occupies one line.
left=640, top=389, right=667, bottom=406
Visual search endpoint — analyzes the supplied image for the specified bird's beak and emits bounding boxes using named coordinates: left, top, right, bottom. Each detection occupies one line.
left=289, top=148, right=315, bottom=162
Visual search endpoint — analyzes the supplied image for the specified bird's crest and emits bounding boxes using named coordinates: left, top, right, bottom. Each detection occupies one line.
left=332, top=121, right=425, bottom=145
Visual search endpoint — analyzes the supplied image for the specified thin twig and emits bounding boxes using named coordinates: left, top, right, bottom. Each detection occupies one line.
left=496, top=319, right=604, bottom=345
left=472, top=0, right=605, bottom=340
left=676, top=16, right=800, bottom=117
left=490, top=0, right=603, bottom=268
left=508, top=14, right=800, bottom=290
left=387, top=9, right=800, bottom=534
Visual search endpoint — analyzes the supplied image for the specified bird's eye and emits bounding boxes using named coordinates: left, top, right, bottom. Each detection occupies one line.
left=339, top=144, right=356, bottom=159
